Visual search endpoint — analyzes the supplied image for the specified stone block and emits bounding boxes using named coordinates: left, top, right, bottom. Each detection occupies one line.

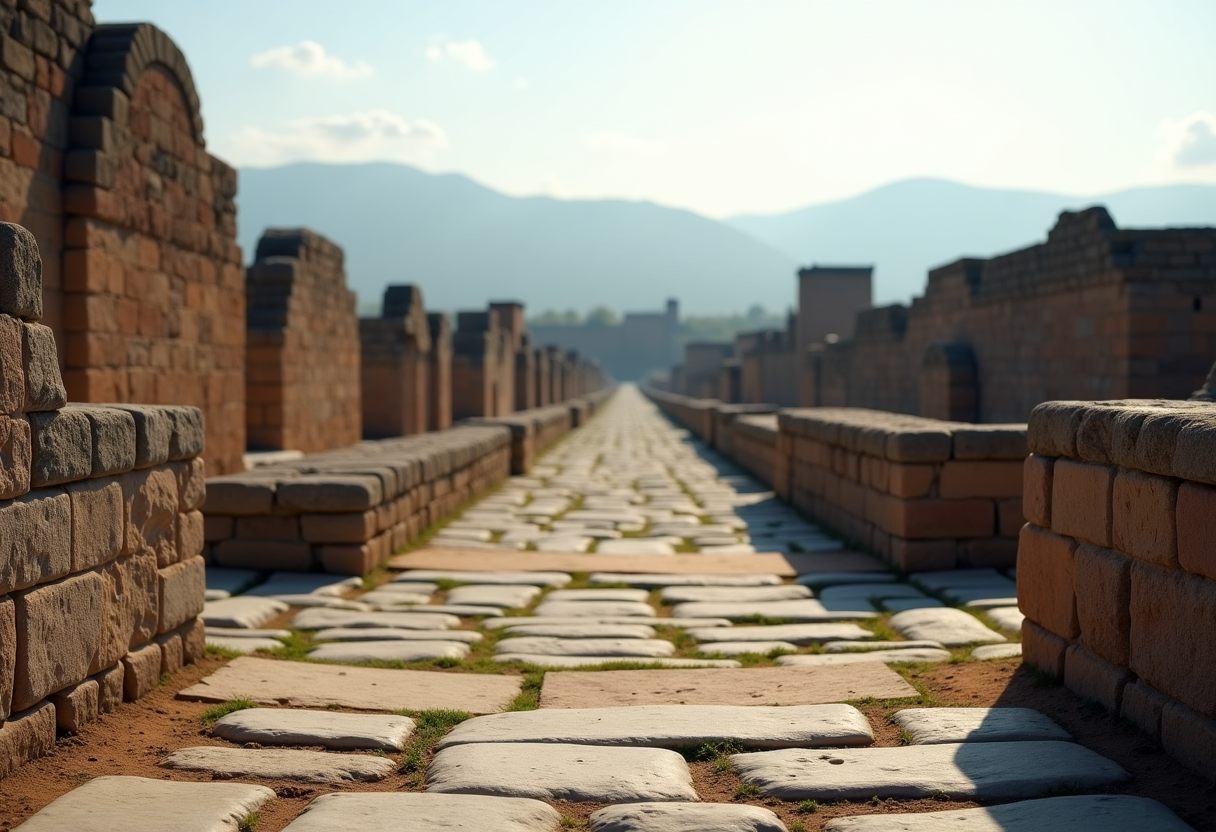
left=951, top=425, right=1027, bottom=460
left=120, top=467, right=178, bottom=565
left=12, top=571, right=103, bottom=711
left=75, top=406, right=136, bottom=477
left=959, top=537, right=1018, bottom=568
left=95, top=663, right=124, bottom=713
left=1129, top=560, right=1216, bottom=719
left=319, top=542, right=377, bottom=576
left=1021, top=618, right=1068, bottom=678
left=301, top=510, right=378, bottom=544
left=0, top=487, right=70, bottom=594
left=1111, top=470, right=1178, bottom=567
left=939, top=461, right=1023, bottom=499
left=998, top=499, right=1024, bottom=537
left=165, top=406, right=204, bottom=461
left=158, top=556, right=205, bottom=634
left=204, top=514, right=233, bottom=542
left=890, top=499, right=993, bottom=539
left=172, top=457, right=206, bottom=510
left=122, top=641, right=161, bottom=701
left=20, top=322, right=64, bottom=412
left=1120, top=679, right=1171, bottom=739
left=51, top=677, right=99, bottom=732
left=1161, top=700, right=1216, bottom=781
left=1027, top=400, right=1088, bottom=457
left=885, top=463, right=935, bottom=498
left=108, top=405, right=171, bottom=469
left=66, top=477, right=124, bottom=571
left=0, top=315, right=23, bottom=415
left=212, top=539, right=312, bottom=571
left=1171, top=413, right=1216, bottom=485
left=0, top=222, right=44, bottom=321
left=1017, top=524, right=1078, bottom=640
left=1073, top=543, right=1132, bottom=666
left=1176, top=481, right=1216, bottom=581
left=234, top=515, right=299, bottom=540
left=889, top=538, right=956, bottom=572
left=93, top=552, right=159, bottom=673
left=28, top=408, right=92, bottom=487
left=202, top=477, right=276, bottom=515
left=0, top=701, right=55, bottom=778
left=0, top=595, right=13, bottom=720
left=1022, top=454, right=1054, bottom=527
left=277, top=475, right=384, bottom=512
left=156, top=631, right=183, bottom=676
left=884, top=429, right=952, bottom=463
left=178, top=510, right=204, bottom=560
left=179, top=617, right=205, bottom=664
left=1064, top=643, right=1132, bottom=712
left=1050, top=459, right=1114, bottom=547
left=0, top=413, right=31, bottom=499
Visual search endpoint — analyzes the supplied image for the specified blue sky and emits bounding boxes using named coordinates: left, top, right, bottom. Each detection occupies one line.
left=94, top=0, right=1216, bottom=218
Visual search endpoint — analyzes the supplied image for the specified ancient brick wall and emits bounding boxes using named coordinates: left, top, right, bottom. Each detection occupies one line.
left=451, top=311, right=509, bottom=420
left=0, top=8, right=245, bottom=474
left=730, top=413, right=778, bottom=487
left=246, top=228, right=360, bottom=454
left=361, top=284, right=430, bottom=439
left=796, top=265, right=872, bottom=353
left=1019, top=398, right=1216, bottom=779
left=426, top=312, right=451, bottom=432
left=1, top=222, right=205, bottom=775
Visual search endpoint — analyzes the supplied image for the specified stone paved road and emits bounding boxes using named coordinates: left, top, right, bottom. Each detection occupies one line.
left=17, top=386, right=1193, bottom=831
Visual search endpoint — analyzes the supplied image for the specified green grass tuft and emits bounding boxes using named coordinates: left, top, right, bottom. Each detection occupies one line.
left=795, top=799, right=818, bottom=814
left=397, top=708, right=475, bottom=776
left=200, top=698, right=257, bottom=726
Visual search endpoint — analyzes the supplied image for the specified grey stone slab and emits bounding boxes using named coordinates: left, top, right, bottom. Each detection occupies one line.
left=278, top=792, right=563, bottom=832
left=213, top=708, right=414, bottom=751
left=244, top=572, right=361, bottom=597
left=205, top=589, right=231, bottom=601
left=691, top=623, right=872, bottom=645
left=501, top=623, right=658, bottom=639
left=880, top=598, right=944, bottom=612
left=438, top=704, right=872, bottom=750
left=427, top=538, right=506, bottom=551
left=310, top=640, right=471, bottom=663
left=972, top=643, right=1023, bottom=660
left=369, top=581, right=440, bottom=594
left=535, top=535, right=595, bottom=552
left=292, top=608, right=459, bottom=630
left=698, top=641, right=798, bottom=656
left=484, top=616, right=732, bottom=630
left=534, top=600, right=656, bottom=617
left=691, top=536, right=744, bottom=547
left=427, top=742, right=698, bottom=802
left=10, top=775, right=275, bottom=832
left=496, top=655, right=740, bottom=669
left=820, top=795, right=1197, bottom=832
left=205, top=627, right=292, bottom=639
left=591, top=573, right=783, bottom=587
left=889, top=608, right=1006, bottom=646
left=398, top=604, right=505, bottom=617
left=357, top=590, right=433, bottom=606
left=819, top=584, right=925, bottom=602
left=495, top=637, right=675, bottom=657
left=794, top=572, right=896, bottom=587
left=823, top=640, right=946, bottom=653
left=276, top=476, right=383, bottom=513
left=892, top=708, right=1069, bottom=744
left=203, top=567, right=263, bottom=597
left=201, top=597, right=289, bottom=629
left=672, top=600, right=873, bottom=621
left=591, top=803, right=787, bottom=832
left=910, top=569, right=1009, bottom=589
left=732, top=740, right=1128, bottom=800
left=269, top=594, right=372, bottom=610
left=546, top=588, right=652, bottom=602
left=596, top=540, right=677, bottom=555
left=659, top=586, right=811, bottom=604
left=177, top=656, right=520, bottom=713
left=161, top=745, right=393, bottom=784
left=777, top=649, right=952, bottom=666
left=446, top=584, right=541, bottom=608
left=395, top=569, right=572, bottom=587
left=985, top=606, right=1025, bottom=633
left=205, top=636, right=283, bottom=654
left=433, top=528, right=493, bottom=542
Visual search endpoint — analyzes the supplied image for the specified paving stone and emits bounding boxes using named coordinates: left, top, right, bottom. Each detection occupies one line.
left=178, top=656, right=520, bottom=713
left=776, top=649, right=952, bottom=666
left=730, top=740, right=1128, bottom=800
left=596, top=540, right=677, bottom=555
left=818, top=584, right=926, bottom=603
left=534, top=600, right=656, bottom=617
left=539, top=664, right=917, bottom=708
left=672, top=600, right=873, bottom=621
left=590, top=803, right=788, bottom=832
left=659, top=586, right=811, bottom=604
left=535, top=535, right=595, bottom=552
left=406, top=604, right=506, bottom=617
left=269, top=594, right=372, bottom=610
left=690, top=623, right=873, bottom=645
left=278, top=792, right=563, bottom=832
left=433, top=528, right=493, bottom=542
left=203, top=567, right=263, bottom=598
left=370, top=581, right=440, bottom=594
left=691, top=536, right=744, bottom=547
left=313, top=627, right=483, bottom=643
left=500, top=623, right=657, bottom=639
left=892, top=708, right=1069, bottom=744
left=428, top=538, right=507, bottom=551
left=698, top=641, right=800, bottom=656
left=819, top=795, right=1197, bottom=832
left=292, top=608, right=459, bottom=630
left=446, top=584, right=541, bottom=608
left=496, top=655, right=741, bottom=669
left=310, top=640, right=472, bottom=663
left=427, top=742, right=698, bottom=802
left=972, top=643, right=1023, bottom=660
left=212, top=708, right=415, bottom=751
left=888, top=608, right=1006, bottom=646
left=880, top=598, right=944, bottom=612
left=10, top=775, right=275, bottom=832
left=910, top=569, right=1010, bottom=589
left=357, top=590, right=433, bottom=606
left=244, top=572, right=361, bottom=597
left=944, top=587, right=1018, bottom=605
left=823, top=640, right=946, bottom=653
left=161, top=746, right=394, bottom=784
left=985, top=606, right=1025, bottom=633
left=205, top=636, right=283, bottom=654
left=698, top=544, right=758, bottom=554
left=394, top=569, right=572, bottom=587
left=591, top=573, right=783, bottom=587
left=495, top=637, right=675, bottom=658
left=484, top=616, right=731, bottom=630
left=205, top=627, right=292, bottom=639
left=200, top=597, right=289, bottom=629
left=438, top=704, right=872, bottom=750
left=546, top=588, right=652, bottom=602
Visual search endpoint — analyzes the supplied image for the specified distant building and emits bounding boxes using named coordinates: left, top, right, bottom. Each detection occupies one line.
left=530, top=299, right=681, bottom=380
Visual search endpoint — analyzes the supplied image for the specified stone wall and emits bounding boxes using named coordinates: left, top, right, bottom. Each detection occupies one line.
left=246, top=228, right=360, bottom=454
left=361, top=284, right=430, bottom=439
left=730, top=413, right=778, bottom=487
left=426, top=311, right=451, bottom=432
left=1, top=222, right=205, bottom=775
left=0, top=7, right=245, bottom=474
left=1019, top=398, right=1216, bottom=779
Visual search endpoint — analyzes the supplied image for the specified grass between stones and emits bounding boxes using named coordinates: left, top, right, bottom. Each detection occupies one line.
left=395, top=708, right=475, bottom=785
left=199, top=698, right=257, bottom=725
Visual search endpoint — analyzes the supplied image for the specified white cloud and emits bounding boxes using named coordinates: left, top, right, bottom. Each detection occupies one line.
left=1155, top=111, right=1216, bottom=172
left=251, top=40, right=372, bottom=80
left=225, top=110, right=447, bottom=167
left=538, top=174, right=567, bottom=197
left=426, top=36, right=495, bottom=72
left=587, top=131, right=665, bottom=156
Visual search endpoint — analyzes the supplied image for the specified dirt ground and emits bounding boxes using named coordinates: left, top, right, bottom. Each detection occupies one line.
left=1, top=655, right=1212, bottom=832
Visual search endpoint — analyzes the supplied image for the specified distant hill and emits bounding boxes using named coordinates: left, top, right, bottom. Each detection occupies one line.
left=727, top=179, right=1216, bottom=305
left=235, top=163, right=799, bottom=316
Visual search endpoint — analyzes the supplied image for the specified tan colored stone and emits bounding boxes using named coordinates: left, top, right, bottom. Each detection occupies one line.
left=0, top=595, right=13, bottom=720
left=177, top=509, right=204, bottom=560
left=1050, top=459, right=1114, bottom=547
left=0, top=487, right=70, bottom=594
left=179, top=616, right=206, bottom=663
left=95, top=663, right=124, bottom=713
left=1021, top=618, right=1068, bottom=679
left=388, top=549, right=804, bottom=577
left=1022, top=454, right=1053, bottom=527
left=0, top=413, right=31, bottom=499
left=1176, top=481, right=1216, bottom=581
left=1016, top=524, right=1078, bottom=640
left=157, top=631, right=184, bottom=675
left=0, top=701, right=56, bottom=777
left=76, top=406, right=136, bottom=477
left=13, top=571, right=103, bottom=711
left=66, top=477, right=124, bottom=571
left=122, top=641, right=162, bottom=701
left=1064, top=643, right=1132, bottom=712
left=51, top=677, right=100, bottom=732
left=1073, top=543, right=1132, bottom=666
left=171, top=457, right=206, bottom=511
left=28, top=408, right=92, bottom=487
left=158, top=556, right=205, bottom=634
left=92, top=552, right=159, bottom=673
left=121, top=467, right=179, bottom=565
left=1111, top=470, right=1178, bottom=567
left=0, top=314, right=24, bottom=415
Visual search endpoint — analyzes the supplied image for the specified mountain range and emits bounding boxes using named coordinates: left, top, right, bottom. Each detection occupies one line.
left=235, top=163, right=1216, bottom=315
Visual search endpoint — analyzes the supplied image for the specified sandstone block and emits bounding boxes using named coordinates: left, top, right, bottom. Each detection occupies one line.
left=1073, top=543, right=1131, bottom=666
left=122, top=641, right=161, bottom=701
left=1160, top=700, right=1216, bottom=781
left=1051, top=459, right=1114, bottom=547
left=950, top=425, right=1027, bottom=460
left=1021, top=618, right=1068, bottom=678
left=51, top=677, right=99, bottom=732
left=93, top=552, right=159, bottom=673
left=76, top=406, right=136, bottom=477
left=0, top=222, right=43, bottom=321
left=0, top=315, right=21, bottom=416
left=1111, top=470, right=1178, bottom=566
left=939, top=461, right=1023, bottom=499
left=301, top=510, right=377, bottom=544
left=885, top=429, right=952, bottom=463
left=1027, top=400, right=1087, bottom=457
left=158, top=556, right=205, bottom=634
left=0, top=487, right=70, bottom=594
left=886, top=464, right=934, bottom=498
left=178, top=510, right=204, bottom=560
left=0, top=413, right=31, bottom=499
left=0, top=595, right=13, bottom=720
left=1017, top=524, right=1078, bottom=639
left=204, top=513, right=234, bottom=541
left=234, top=515, right=299, bottom=540
left=1176, top=481, right=1216, bottom=581
left=319, top=542, right=378, bottom=576
left=172, top=457, right=206, bottom=510
left=212, top=539, right=312, bottom=571
left=888, top=538, right=956, bottom=571
left=0, top=701, right=55, bottom=778
left=1022, top=454, right=1054, bottom=527
left=997, top=499, right=1024, bottom=537
left=106, top=405, right=172, bottom=469
left=28, top=408, right=92, bottom=486
left=277, top=475, right=384, bottom=512
left=166, top=406, right=204, bottom=460
left=178, top=617, right=206, bottom=664
left=1171, top=414, right=1216, bottom=485
left=156, top=631, right=183, bottom=675
left=1064, top=643, right=1132, bottom=712
left=891, top=499, right=993, bottom=539
left=67, top=477, right=124, bottom=571
left=95, top=663, right=124, bottom=713
left=202, top=477, right=276, bottom=515
left=20, top=322, right=64, bottom=412
left=1120, top=679, right=1171, bottom=739
left=13, top=571, right=104, bottom=711
left=121, top=467, right=178, bottom=565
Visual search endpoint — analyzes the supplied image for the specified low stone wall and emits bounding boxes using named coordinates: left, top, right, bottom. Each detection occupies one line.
left=645, top=388, right=719, bottom=443
left=464, top=404, right=575, bottom=475
left=712, top=404, right=779, bottom=459
left=1019, top=399, right=1216, bottom=779
left=731, top=414, right=778, bottom=487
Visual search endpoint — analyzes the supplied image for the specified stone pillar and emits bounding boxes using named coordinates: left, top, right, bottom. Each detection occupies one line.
left=451, top=311, right=498, bottom=420
left=426, top=313, right=451, bottom=431
left=534, top=347, right=551, bottom=407
left=360, top=285, right=431, bottom=438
